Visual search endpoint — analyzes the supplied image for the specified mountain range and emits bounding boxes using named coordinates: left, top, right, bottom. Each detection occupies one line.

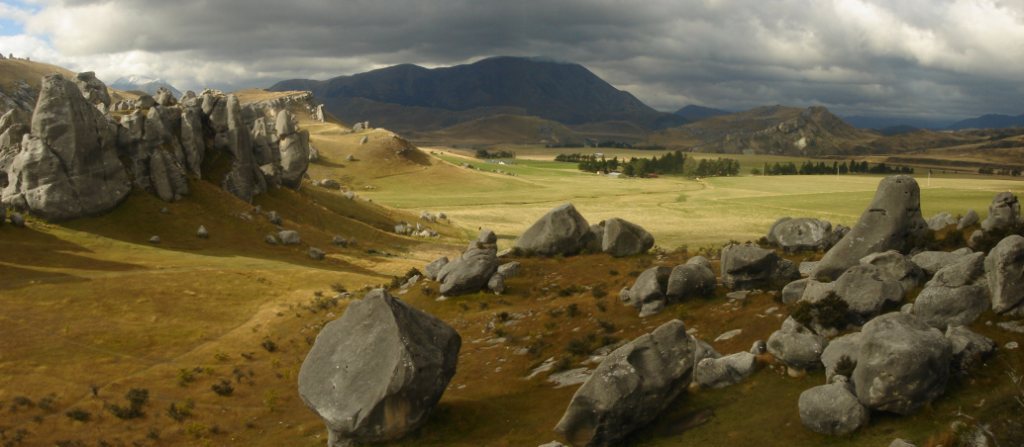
left=111, top=75, right=182, bottom=97
left=270, top=56, right=685, bottom=133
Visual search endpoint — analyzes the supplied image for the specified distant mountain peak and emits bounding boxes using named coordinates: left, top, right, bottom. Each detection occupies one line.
left=111, top=75, right=182, bottom=97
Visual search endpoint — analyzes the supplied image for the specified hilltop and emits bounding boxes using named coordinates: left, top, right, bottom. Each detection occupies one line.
left=270, top=56, right=685, bottom=134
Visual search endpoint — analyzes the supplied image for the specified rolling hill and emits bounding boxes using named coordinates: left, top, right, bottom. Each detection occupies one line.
left=270, top=56, right=685, bottom=134
left=674, top=104, right=730, bottom=122
left=649, top=105, right=878, bottom=155
left=947, top=113, right=1024, bottom=130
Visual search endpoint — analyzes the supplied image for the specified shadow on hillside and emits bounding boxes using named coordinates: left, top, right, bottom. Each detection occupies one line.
left=0, top=226, right=145, bottom=273
left=0, top=263, right=88, bottom=290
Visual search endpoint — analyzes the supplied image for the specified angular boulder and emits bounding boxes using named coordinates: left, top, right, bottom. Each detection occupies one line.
left=513, top=203, right=592, bottom=256
left=693, top=352, right=757, bottom=389
left=665, top=262, right=716, bottom=301
left=623, top=266, right=671, bottom=308
left=424, top=256, right=449, bottom=281
left=555, top=320, right=696, bottom=447
left=798, top=379, right=870, bottom=436
left=926, top=212, right=957, bottom=231
left=945, top=325, right=996, bottom=376
left=813, top=175, right=927, bottom=280
left=911, top=248, right=974, bottom=276
left=277, top=110, right=310, bottom=189
left=437, top=239, right=499, bottom=296
left=298, top=289, right=460, bottom=446
left=596, top=217, right=654, bottom=257
left=721, top=243, right=797, bottom=290
left=985, top=235, right=1024, bottom=313
left=957, top=209, right=979, bottom=230
left=820, top=332, right=862, bottom=381
left=859, top=250, right=922, bottom=293
left=833, top=265, right=904, bottom=319
left=72, top=71, right=111, bottom=107
left=852, top=312, right=952, bottom=415
left=981, top=192, right=1020, bottom=233
left=767, top=317, right=828, bottom=370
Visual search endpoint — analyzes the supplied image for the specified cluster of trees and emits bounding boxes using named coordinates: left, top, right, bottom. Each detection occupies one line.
left=686, top=157, right=741, bottom=177
left=620, top=151, right=688, bottom=177
left=757, top=161, right=913, bottom=176
left=474, top=149, right=516, bottom=159
left=561, top=151, right=739, bottom=178
left=979, top=167, right=1023, bottom=176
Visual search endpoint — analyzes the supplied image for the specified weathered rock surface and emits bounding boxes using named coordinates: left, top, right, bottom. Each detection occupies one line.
left=767, top=317, right=828, bottom=370
left=555, top=320, right=696, bottom=447
left=595, top=217, right=654, bottom=257
left=693, top=352, right=757, bottom=389
left=813, top=175, right=927, bottom=280
left=437, top=234, right=499, bottom=296
left=72, top=71, right=111, bottom=107
left=298, top=289, right=460, bottom=446
left=277, top=110, right=310, bottom=189
left=926, top=212, right=957, bottom=231
left=278, top=230, right=301, bottom=245
left=665, top=263, right=716, bottom=301
left=981, top=192, right=1020, bottom=233
left=623, top=266, right=672, bottom=308
left=852, top=312, right=952, bottom=415
left=859, top=250, right=921, bottom=293
left=821, top=332, right=862, bottom=380
left=911, top=248, right=974, bottom=276
left=798, top=379, right=870, bottom=436
left=985, top=235, right=1024, bottom=314
left=767, top=217, right=837, bottom=251
left=513, top=203, right=592, bottom=256
left=834, top=265, right=904, bottom=319
left=957, top=209, right=979, bottom=230
left=424, top=257, right=449, bottom=281
left=721, top=243, right=797, bottom=290
left=912, top=252, right=989, bottom=329
left=945, top=325, right=996, bottom=375
left=2, top=74, right=130, bottom=220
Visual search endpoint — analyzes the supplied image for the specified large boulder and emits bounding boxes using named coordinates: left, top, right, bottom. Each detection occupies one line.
left=911, top=248, right=974, bottom=276
left=298, top=289, right=460, bottom=446
left=276, top=110, right=310, bottom=189
left=859, top=250, right=922, bottom=293
left=424, top=256, right=449, bottom=281
left=812, top=176, right=927, bottom=280
left=179, top=106, right=205, bottom=177
left=693, top=352, right=757, bottom=389
left=2, top=74, right=130, bottom=220
left=72, top=71, right=111, bottom=107
left=555, top=320, right=696, bottom=447
left=721, top=243, right=797, bottom=290
left=833, top=265, right=904, bottom=319
left=945, top=325, right=996, bottom=376
left=219, top=95, right=266, bottom=202
left=926, top=212, right=957, bottom=231
left=767, top=217, right=836, bottom=252
left=595, top=217, right=654, bottom=257
left=957, top=209, right=979, bottom=230
left=437, top=238, right=499, bottom=296
left=985, top=234, right=1024, bottom=313
left=513, top=203, right=592, bottom=256
left=980, top=192, right=1020, bottom=233
left=767, top=317, right=828, bottom=370
left=665, top=262, right=716, bottom=301
left=622, top=266, right=671, bottom=307
left=912, top=252, right=989, bottom=329
left=798, top=379, right=870, bottom=436
left=852, top=312, right=952, bottom=415
left=820, top=332, right=863, bottom=381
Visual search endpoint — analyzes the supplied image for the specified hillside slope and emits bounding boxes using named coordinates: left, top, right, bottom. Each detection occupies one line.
left=270, top=56, right=685, bottom=133
left=650, top=105, right=878, bottom=155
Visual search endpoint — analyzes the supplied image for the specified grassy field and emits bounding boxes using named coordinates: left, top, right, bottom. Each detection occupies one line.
left=361, top=148, right=1022, bottom=250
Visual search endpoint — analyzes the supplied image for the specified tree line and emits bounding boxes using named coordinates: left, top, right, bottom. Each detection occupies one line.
left=558, top=151, right=739, bottom=178
left=756, top=160, right=914, bottom=176
left=474, top=149, right=516, bottom=159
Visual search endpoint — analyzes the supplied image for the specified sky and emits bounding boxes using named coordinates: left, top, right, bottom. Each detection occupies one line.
left=1, top=0, right=1023, bottom=122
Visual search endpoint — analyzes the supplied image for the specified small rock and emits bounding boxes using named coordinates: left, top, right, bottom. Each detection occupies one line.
left=547, top=368, right=591, bottom=388
left=308, top=247, right=325, bottom=260
left=278, top=230, right=301, bottom=245
left=715, top=329, right=743, bottom=342
left=196, top=225, right=209, bottom=239
left=149, top=235, right=161, bottom=244
left=9, top=213, right=25, bottom=227
left=1007, top=341, right=1020, bottom=350
left=264, top=234, right=279, bottom=245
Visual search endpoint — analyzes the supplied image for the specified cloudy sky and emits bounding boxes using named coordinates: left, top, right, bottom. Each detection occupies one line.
left=2, top=0, right=1023, bottom=122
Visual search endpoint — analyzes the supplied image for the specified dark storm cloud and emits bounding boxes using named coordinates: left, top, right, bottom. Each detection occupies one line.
left=9, top=0, right=1024, bottom=120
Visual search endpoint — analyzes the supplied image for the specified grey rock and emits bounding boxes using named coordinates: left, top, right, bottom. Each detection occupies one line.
left=693, top=352, right=757, bottom=389
left=72, top=71, right=111, bottom=107
left=852, top=312, right=952, bottom=415
left=2, top=74, right=130, bottom=220
left=513, top=203, right=592, bottom=256
left=930, top=252, right=985, bottom=288
left=137, top=94, right=156, bottom=109
left=309, top=247, right=326, bottom=260
left=767, top=317, right=829, bottom=370
left=799, top=279, right=836, bottom=304
left=721, top=243, right=796, bottom=290
left=196, top=225, right=208, bottom=239
left=278, top=230, right=301, bottom=245
left=665, top=263, right=716, bottom=301
left=638, top=300, right=665, bottom=318
left=437, top=244, right=499, bottom=296
left=912, top=285, right=989, bottom=330
left=782, top=279, right=809, bottom=305
left=767, top=217, right=836, bottom=252
left=624, top=266, right=671, bottom=307
left=694, top=338, right=721, bottom=365
left=985, top=235, right=1024, bottom=313
left=149, top=235, right=161, bottom=244
left=331, top=235, right=348, bottom=247
left=596, top=217, right=654, bottom=257
left=424, top=257, right=449, bottom=281
left=927, top=212, right=957, bottom=231
left=834, top=265, right=904, bottom=319
left=686, top=255, right=712, bottom=270
left=889, top=440, right=917, bottom=447
left=813, top=175, right=927, bottom=280
left=267, top=210, right=282, bottom=225
left=957, top=209, right=979, bottom=230
left=179, top=106, right=205, bottom=177
left=487, top=273, right=505, bottom=294
left=980, top=192, right=1020, bottom=233
left=9, top=212, right=24, bottom=227
left=278, top=110, right=310, bottom=189
left=478, top=228, right=497, bottom=245
left=264, top=234, right=278, bottom=245
left=821, top=332, right=862, bottom=380
left=555, top=320, right=696, bottom=447
left=318, top=178, right=341, bottom=189
left=945, top=325, right=995, bottom=375
left=497, top=261, right=520, bottom=278
left=860, top=250, right=922, bottom=293
left=298, top=289, right=460, bottom=446
left=799, top=261, right=819, bottom=277
left=911, top=248, right=974, bottom=276
left=750, top=340, right=767, bottom=355
left=798, top=381, right=870, bottom=435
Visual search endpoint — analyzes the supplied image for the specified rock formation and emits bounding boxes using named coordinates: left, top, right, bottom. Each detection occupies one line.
left=298, top=289, right=460, bottom=446
left=720, top=243, right=798, bottom=290
left=767, top=217, right=841, bottom=252
left=514, top=203, right=593, bottom=256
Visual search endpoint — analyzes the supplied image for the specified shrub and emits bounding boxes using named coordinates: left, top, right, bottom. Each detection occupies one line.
left=260, top=339, right=278, bottom=353
left=597, top=320, right=616, bottom=334
left=558, top=285, right=583, bottom=297
left=566, top=304, right=580, bottom=318
left=106, top=388, right=148, bottom=419
left=330, top=282, right=347, bottom=294
left=792, top=294, right=850, bottom=330
left=591, top=284, right=608, bottom=298
left=65, top=408, right=91, bottom=422
left=167, top=399, right=195, bottom=422
left=177, top=368, right=197, bottom=387
left=212, top=379, right=234, bottom=397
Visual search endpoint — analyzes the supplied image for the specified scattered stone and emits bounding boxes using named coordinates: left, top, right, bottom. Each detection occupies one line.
left=9, top=212, right=25, bottom=227
left=767, top=317, right=828, bottom=370
left=1007, top=341, right=1020, bottom=350
left=714, top=329, right=743, bottom=342
left=437, top=230, right=499, bottom=295
left=149, top=235, right=161, bottom=244
left=750, top=340, right=767, bottom=355
left=694, top=352, right=757, bottom=389
left=264, top=234, right=278, bottom=245
left=513, top=203, right=592, bottom=256
left=487, top=273, right=505, bottom=294
left=665, top=262, right=716, bottom=301
left=555, top=320, right=696, bottom=447
left=813, top=175, right=927, bottom=280
left=593, top=217, right=654, bottom=257
left=782, top=279, right=809, bottom=305
left=548, top=368, right=592, bottom=388
left=497, top=261, right=520, bottom=278
left=196, top=225, right=208, bottom=239
left=278, top=230, right=301, bottom=245
left=945, top=325, right=995, bottom=375
left=639, top=300, right=665, bottom=318
left=852, top=312, right=952, bottom=415
left=985, top=235, right=1024, bottom=313
left=623, top=266, right=671, bottom=308
left=331, top=235, right=348, bottom=247
left=911, top=248, right=974, bottom=276
left=318, top=179, right=340, bottom=189
left=308, top=247, right=326, bottom=261
left=997, top=320, right=1024, bottom=334
left=926, top=212, right=957, bottom=231
left=798, top=378, right=870, bottom=436
left=889, top=440, right=917, bottom=447
left=767, top=217, right=837, bottom=251
left=981, top=192, right=1020, bottom=233
left=721, top=243, right=797, bottom=290
left=957, top=209, right=979, bottom=230
left=298, top=289, right=460, bottom=446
